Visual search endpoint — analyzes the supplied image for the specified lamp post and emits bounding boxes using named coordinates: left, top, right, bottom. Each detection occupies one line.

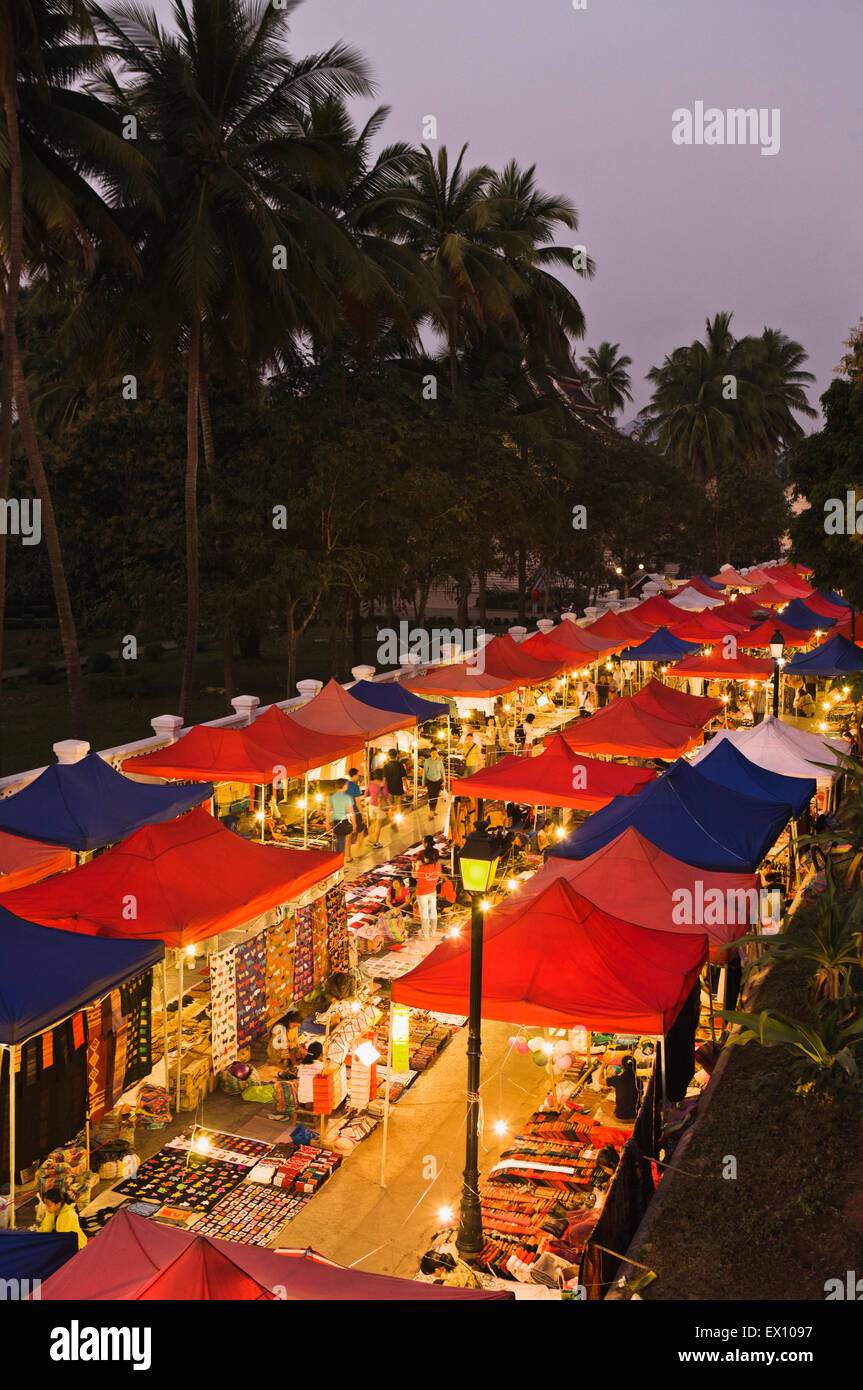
left=769, top=629, right=785, bottom=720
left=455, top=826, right=503, bottom=1262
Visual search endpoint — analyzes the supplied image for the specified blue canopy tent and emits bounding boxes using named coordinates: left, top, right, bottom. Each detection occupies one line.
left=620, top=628, right=701, bottom=662
left=550, top=759, right=791, bottom=873
left=348, top=680, right=448, bottom=724
left=821, top=590, right=849, bottom=609
left=696, top=574, right=726, bottom=591
left=0, top=753, right=212, bottom=851
left=784, top=633, right=863, bottom=678
left=779, top=599, right=836, bottom=632
left=0, top=906, right=164, bottom=1220
left=680, top=738, right=815, bottom=818
left=0, top=1229, right=77, bottom=1285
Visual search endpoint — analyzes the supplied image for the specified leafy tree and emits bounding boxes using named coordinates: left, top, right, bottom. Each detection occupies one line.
left=580, top=341, right=632, bottom=420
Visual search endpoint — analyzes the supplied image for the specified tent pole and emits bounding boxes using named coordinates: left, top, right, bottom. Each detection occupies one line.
left=161, top=958, right=171, bottom=1089
left=303, top=772, right=309, bottom=849
left=380, top=1004, right=393, bottom=1187
left=176, top=952, right=184, bottom=1113
left=260, top=784, right=265, bottom=842
left=413, top=737, right=419, bottom=810
left=7, top=1046, right=15, bottom=1228
left=659, top=1035, right=666, bottom=1110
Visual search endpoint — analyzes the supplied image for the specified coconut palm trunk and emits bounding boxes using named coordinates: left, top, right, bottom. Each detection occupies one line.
left=179, top=315, right=201, bottom=723
left=198, top=373, right=233, bottom=701
left=10, top=338, right=87, bottom=738
left=0, top=55, right=26, bottom=694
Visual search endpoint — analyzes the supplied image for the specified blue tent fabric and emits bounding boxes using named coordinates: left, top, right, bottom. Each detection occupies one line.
left=822, top=590, right=848, bottom=608
left=785, top=633, right=863, bottom=677
left=779, top=599, right=836, bottom=632
left=0, top=753, right=211, bottom=851
left=620, top=628, right=701, bottom=662
left=697, top=574, right=725, bottom=590
left=348, top=680, right=448, bottom=725
left=683, top=738, right=815, bottom=818
left=550, top=759, right=790, bottom=872
left=0, top=1229, right=77, bottom=1284
left=0, top=906, right=164, bottom=1043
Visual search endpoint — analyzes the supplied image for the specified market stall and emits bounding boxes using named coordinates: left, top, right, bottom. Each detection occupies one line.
left=784, top=632, right=863, bottom=677
left=550, top=757, right=795, bottom=872
left=618, top=627, right=701, bottom=665
left=630, top=676, right=724, bottom=727
left=689, top=716, right=851, bottom=813
left=0, top=752, right=210, bottom=852
left=450, top=733, right=657, bottom=810
left=39, top=1206, right=511, bottom=1299
left=0, top=906, right=164, bottom=1218
left=561, top=696, right=704, bottom=760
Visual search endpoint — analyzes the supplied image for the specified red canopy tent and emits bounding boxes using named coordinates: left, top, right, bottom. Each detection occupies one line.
left=668, top=612, right=747, bottom=642
left=742, top=566, right=778, bottom=586
left=688, top=577, right=727, bottom=597
left=669, top=650, right=774, bottom=681
left=710, top=565, right=756, bottom=588
left=561, top=697, right=703, bottom=759
left=630, top=594, right=685, bottom=628
left=708, top=595, right=762, bottom=627
left=0, top=830, right=73, bottom=892
left=749, top=579, right=808, bottom=606
left=39, top=1207, right=510, bottom=1300
left=739, top=620, right=816, bottom=650
left=520, top=630, right=588, bottom=670
left=392, top=877, right=708, bottom=1032
left=488, top=826, right=758, bottom=961
left=478, top=633, right=567, bottom=683
left=801, top=593, right=848, bottom=620
left=1, top=806, right=342, bottom=948
left=450, top=733, right=656, bottom=810
left=402, top=664, right=516, bottom=697
left=582, top=610, right=652, bottom=645
left=289, top=677, right=411, bottom=739
left=761, top=566, right=812, bottom=595
left=122, top=712, right=359, bottom=783
left=544, top=621, right=618, bottom=658
left=630, top=676, right=723, bottom=726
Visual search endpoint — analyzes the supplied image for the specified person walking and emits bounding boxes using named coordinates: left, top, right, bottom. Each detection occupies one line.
left=382, top=747, right=408, bottom=809
left=422, top=748, right=447, bottom=818
left=415, top=845, right=442, bottom=938
left=366, top=768, right=388, bottom=848
left=326, top=778, right=357, bottom=866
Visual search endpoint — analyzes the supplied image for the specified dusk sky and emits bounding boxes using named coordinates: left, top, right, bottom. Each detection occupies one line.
left=159, top=0, right=863, bottom=423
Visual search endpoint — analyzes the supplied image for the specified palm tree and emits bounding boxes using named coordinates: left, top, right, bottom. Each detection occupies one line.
left=580, top=341, right=633, bottom=420
left=400, top=144, right=532, bottom=393
left=1, top=0, right=147, bottom=735
left=91, top=0, right=374, bottom=721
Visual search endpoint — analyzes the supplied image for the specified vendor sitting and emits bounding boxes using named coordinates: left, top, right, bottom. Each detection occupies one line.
left=267, top=1010, right=303, bottom=1068
left=37, top=1187, right=87, bottom=1249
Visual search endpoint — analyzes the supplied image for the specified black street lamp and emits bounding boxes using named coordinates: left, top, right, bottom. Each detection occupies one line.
left=454, top=826, right=503, bottom=1262
left=769, top=629, right=785, bottom=719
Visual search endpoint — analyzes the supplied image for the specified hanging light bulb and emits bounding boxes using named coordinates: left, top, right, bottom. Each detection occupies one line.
left=437, top=1206, right=455, bottom=1225
left=493, top=1120, right=509, bottom=1137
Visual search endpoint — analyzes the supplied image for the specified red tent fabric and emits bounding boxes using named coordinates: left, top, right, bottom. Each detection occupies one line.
left=392, top=877, right=708, bottom=1031
left=479, top=633, right=566, bottom=683
left=668, top=612, right=747, bottom=642
left=583, top=610, right=652, bottom=644
left=136, top=1239, right=275, bottom=1300
left=750, top=580, right=807, bottom=606
left=739, top=621, right=816, bottom=650
left=670, top=650, right=774, bottom=681
left=743, top=567, right=778, bottom=586
left=688, top=577, right=726, bottom=597
left=450, top=733, right=656, bottom=809
left=488, top=826, right=758, bottom=961
left=762, top=566, right=812, bottom=595
left=402, top=664, right=516, bottom=697
left=711, top=566, right=756, bottom=588
left=123, top=710, right=360, bottom=783
left=562, top=698, right=703, bottom=759
left=290, top=678, right=410, bottom=738
left=708, top=596, right=762, bottom=627
left=801, top=593, right=848, bottom=620
left=39, top=1208, right=511, bottom=1300
left=0, top=831, right=73, bottom=892
left=520, top=630, right=587, bottom=670
left=1, top=807, right=342, bottom=947
left=630, top=594, right=684, bottom=627
left=631, top=677, right=723, bottom=726
left=544, top=621, right=618, bottom=657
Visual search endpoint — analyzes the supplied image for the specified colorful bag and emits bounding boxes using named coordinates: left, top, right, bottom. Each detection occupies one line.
left=378, top=908, right=406, bottom=945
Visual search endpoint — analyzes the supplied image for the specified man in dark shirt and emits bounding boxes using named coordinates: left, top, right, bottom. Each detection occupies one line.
left=382, top=748, right=408, bottom=808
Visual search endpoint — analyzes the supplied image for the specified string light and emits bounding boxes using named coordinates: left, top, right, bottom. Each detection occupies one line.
left=555, top=826, right=567, bottom=839
left=507, top=878, right=518, bottom=891
left=493, top=1120, right=509, bottom=1137
left=437, top=1206, right=455, bottom=1226
left=480, top=899, right=490, bottom=912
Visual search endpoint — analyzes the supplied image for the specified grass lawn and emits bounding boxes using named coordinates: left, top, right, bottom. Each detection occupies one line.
left=0, top=628, right=394, bottom=776
left=637, top=894, right=863, bottom=1300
